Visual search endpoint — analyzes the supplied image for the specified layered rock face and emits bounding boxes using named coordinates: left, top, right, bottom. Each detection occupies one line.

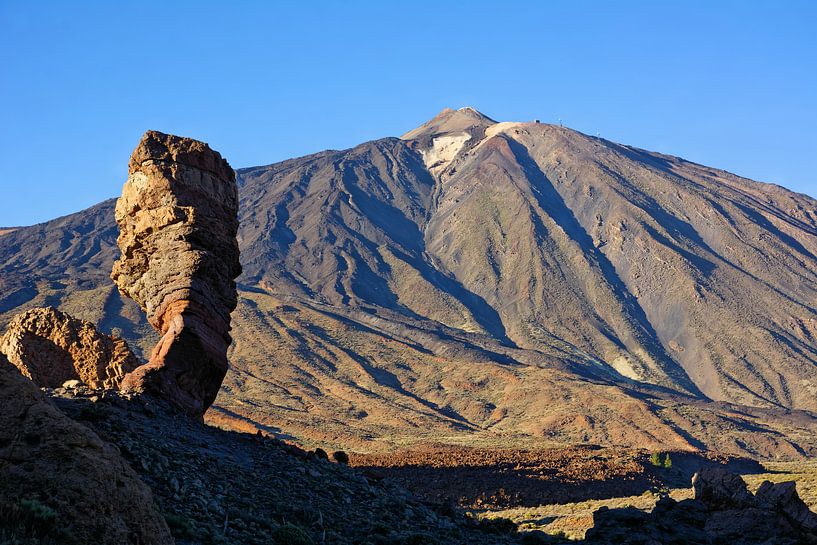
left=0, top=353, right=172, bottom=544
left=0, top=306, right=138, bottom=389
left=112, top=130, right=241, bottom=415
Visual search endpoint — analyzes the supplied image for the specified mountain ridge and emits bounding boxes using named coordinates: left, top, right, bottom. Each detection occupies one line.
left=2, top=109, right=817, bottom=457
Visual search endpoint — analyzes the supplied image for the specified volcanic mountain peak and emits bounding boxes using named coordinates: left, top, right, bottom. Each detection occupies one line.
left=3, top=111, right=817, bottom=457
left=400, top=108, right=588, bottom=178
left=401, top=106, right=497, bottom=141
left=401, top=106, right=504, bottom=176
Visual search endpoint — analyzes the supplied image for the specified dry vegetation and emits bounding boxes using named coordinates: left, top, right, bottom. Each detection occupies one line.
left=477, top=459, right=817, bottom=540
left=742, top=459, right=817, bottom=510
left=479, top=488, right=695, bottom=540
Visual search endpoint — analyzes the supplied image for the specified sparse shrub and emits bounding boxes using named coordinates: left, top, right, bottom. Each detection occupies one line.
left=18, top=499, right=57, bottom=529
left=332, top=450, right=349, bottom=464
left=0, top=498, right=62, bottom=542
left=649, top=451, right=673, bottom=470
left=164, top=512, right=196, bottom=538
left=272, top=522, right=314, bottom=545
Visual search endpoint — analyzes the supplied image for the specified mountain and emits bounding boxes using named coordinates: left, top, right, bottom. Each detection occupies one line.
left=3, top=108, right=817, bottom=457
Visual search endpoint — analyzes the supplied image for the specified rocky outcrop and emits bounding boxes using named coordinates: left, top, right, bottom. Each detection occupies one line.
left=586, top=467, right=817, bottom=544
left=111, top=130, right=241, bottom=415
left=0, top=353, right=172, bottom=544
left=756, top=480, right=817, bottom=531
left=691, top=465, right=754, bottom=508
left=0, top=306, right=138, bottom=389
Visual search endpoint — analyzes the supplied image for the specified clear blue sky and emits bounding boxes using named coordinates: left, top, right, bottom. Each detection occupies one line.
left=1, top=1, right=815, bottom=226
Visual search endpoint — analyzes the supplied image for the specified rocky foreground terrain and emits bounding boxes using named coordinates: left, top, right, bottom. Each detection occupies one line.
left=4, top=374, right=817, bottom=544
left=46, top=383, right=522, bottom=545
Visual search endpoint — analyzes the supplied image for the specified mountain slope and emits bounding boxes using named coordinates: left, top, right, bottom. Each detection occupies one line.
left=2, top=108, right=817, bottom=457
left=496, top=121, right=817, bottom=408
left=235, top=107, right=817, bottom=410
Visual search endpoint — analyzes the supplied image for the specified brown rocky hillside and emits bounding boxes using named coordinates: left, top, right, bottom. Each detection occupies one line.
left=3, top=108, right=817, bottom=457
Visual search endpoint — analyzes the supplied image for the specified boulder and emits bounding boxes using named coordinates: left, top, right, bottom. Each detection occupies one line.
left=0, top=306, right=138, bottom=389
left=703, top=507, right=799, bottom=544
left=756, top=480, right=817, bottom=531
left=111, top=130, right=241, bottom=415
left=0, top=353, right=172, bottom=544
left=691, top=466, right=754, bottom=508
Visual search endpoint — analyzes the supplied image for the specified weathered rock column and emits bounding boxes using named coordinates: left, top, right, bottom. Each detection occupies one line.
left=112, top=130, right=241, bottom=415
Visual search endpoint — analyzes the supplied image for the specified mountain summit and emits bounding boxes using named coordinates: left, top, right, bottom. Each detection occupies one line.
left=2, top=109, right=817, bottom=456
left=401, top=106, right=497, bottom=140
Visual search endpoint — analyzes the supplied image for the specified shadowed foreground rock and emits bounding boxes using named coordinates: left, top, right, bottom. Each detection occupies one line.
left=112, top=130, right=241, bottom=415
left=0, top=306, right=138, bottom=389
left=586, top=467, right=817, bottom=544
left=0, top=353, right=172, bottom=544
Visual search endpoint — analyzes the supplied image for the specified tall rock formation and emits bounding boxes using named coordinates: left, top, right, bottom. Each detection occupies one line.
left=112, top=130, right=241, bottom=415
left=0, top=306, right=138, bottom=389
left=0, top=353, right=173, bottom=544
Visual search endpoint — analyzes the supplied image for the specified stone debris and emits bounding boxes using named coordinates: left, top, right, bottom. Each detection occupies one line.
left=48, top=386, right=518, bottom=545
left=0, top=353, right=172, bottom=544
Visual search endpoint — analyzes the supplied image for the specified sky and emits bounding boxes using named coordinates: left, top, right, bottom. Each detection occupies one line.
left=1, top=1, right=815, bottom=226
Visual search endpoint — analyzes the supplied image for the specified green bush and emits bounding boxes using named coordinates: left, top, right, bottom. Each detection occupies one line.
left=164, top=512, right=196, bottom=538
left=2, top=499, right=57, bottom=533
left=18, top=500, right=57, bottom=528
left=649, top=452, right=673, bottom=469
left=0, top=498, right=64, bottom=543
left=272, top=522, right=314, bottom=545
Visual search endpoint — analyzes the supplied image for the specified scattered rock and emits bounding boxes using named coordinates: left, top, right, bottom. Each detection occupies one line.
left=47, top=385, right=513, bottom=545
left=0, top=306, right=138, bottom=389
left=586, top=467, right=817, bottom=544
left=112, top=130, right=241, bottom=416
left=0, top=353, right=172, bottom=544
